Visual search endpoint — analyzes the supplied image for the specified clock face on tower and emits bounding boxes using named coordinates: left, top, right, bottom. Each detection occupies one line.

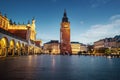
left=64, top=24, right=69, bottom=28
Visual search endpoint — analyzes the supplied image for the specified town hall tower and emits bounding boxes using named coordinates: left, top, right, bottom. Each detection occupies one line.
left=60, top=10, right=72, bottom=54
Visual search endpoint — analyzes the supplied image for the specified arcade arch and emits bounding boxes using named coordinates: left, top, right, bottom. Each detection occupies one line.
left=8, top=39, right=15, bottom=56
left=0, top=37, right=9, bottom=56
left=15, top=41, right=21, bottom=56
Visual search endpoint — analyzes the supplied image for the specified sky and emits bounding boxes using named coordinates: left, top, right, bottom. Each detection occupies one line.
left=0, top=0, right=120, bottom=44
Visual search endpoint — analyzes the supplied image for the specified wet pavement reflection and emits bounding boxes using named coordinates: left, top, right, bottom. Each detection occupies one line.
left=0, top=55, right=120, bottom=80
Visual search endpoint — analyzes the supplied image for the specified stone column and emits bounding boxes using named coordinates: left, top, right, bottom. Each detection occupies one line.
left=18, top=48, right=21, bottom=56
left=4, top=47, right=8, bottom=57
left=12, top=48, right=15, bottom=56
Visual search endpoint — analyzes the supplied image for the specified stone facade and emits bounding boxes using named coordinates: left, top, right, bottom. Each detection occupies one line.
left=80, top=43, right=87, bottom=52
left=0, top=12, right=42, bottom=56
left=0, top=13, right=36, bottom=41
left=94, top=36, right=120, bottom=54
left=43, top=40, right=60, bottom=54
left=71, top=42, right=80, bottom=54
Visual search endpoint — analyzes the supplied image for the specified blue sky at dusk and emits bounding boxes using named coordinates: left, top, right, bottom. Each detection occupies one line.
left=0, top=0, right=120, bottom=44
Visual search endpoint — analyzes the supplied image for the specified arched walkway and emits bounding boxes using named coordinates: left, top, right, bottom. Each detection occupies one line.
left=25, top=44, right=28, bottom=55
left=8, top=39, right=15, bottom=56
left=21, top=43, right=25, bottom=55
left=15, top=41, right=21, bottom=56
left=0, top=37, right=9, bottom=56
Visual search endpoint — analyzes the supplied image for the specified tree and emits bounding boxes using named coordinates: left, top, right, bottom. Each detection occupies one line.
left=105, top=48, right=111, bottom=55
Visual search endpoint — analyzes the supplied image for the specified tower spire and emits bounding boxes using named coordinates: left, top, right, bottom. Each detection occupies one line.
left=32, top=17, right=35, bottom=24
left=32, top=17, right=35, bottom=21
left=28, top=20, right=30, bottom=24
left=62, top=9, right=68, bottom=22
left=64, top=9, right=67, bottom=17
left=0, top=12, right=2, bottom=15
left=27, top=20, right=30, bottom=27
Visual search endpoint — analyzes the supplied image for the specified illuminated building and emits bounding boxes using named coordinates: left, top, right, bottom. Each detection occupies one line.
left=0, top=12, right=36, bottom=41
left=43, top=40, right=60, bottom=54
left=94, top=36, right=120, bottom=54
left=60, top=10, right=72, bottom=54
left=71, top=42, right=80, bottom=54
left=80, top=43, right=87, bottom=52
left=71, top=42, right=87, bottom=54
left=0, top=12, right=42, bottom=56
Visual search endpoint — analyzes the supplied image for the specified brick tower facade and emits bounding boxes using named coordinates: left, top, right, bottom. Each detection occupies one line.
left=60, top=10, right=72, bottom=54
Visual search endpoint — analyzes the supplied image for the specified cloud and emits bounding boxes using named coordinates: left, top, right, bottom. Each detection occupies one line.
left=110, top=14, right=120, bottom=21
left=80, top=21, right=84, bottom=25
left=90, top=0, right=111, bottom=8
left=79, top=14, right=120, bottom=44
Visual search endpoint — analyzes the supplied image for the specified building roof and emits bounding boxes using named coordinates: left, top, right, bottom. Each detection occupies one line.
left=114, top=35, right=120, bottom=42
left=0, top=28, right=27, bottom=42
left=71, top=42, right=80, bottom=44
left=8, top=29, right=27, bottom=39
left=45, top=40, right=59, bottom=44
left=35, top=41, right=41, bottom=47
left=94, top=35, right=120, bottom=43
left=80, top=43, right=86, bottom=46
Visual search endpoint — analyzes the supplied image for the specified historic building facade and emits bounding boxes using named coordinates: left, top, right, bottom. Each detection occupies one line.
left=80, top=43, right=87, bottom=52
left=0, top=12, right=42, bottom=57
left=71, top=42, right=80, bottom=54
left=0, top=12, right=36, bottom=41
left=43, top=40, right=60, bottom=54
left=60, top=10, right=72, bottom=54
left=94, top=36, right=120, bottom=54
